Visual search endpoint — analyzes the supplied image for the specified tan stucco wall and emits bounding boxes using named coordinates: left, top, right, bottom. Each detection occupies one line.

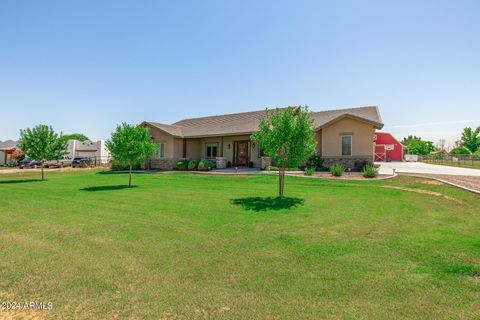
left=173, top=138, right=183, bottom=159
left=315, top=130, right=322, bottom=155
left=321, top=117, right=375, bottom=159
left=147, top=126, right=175, bottom=158
left=186, top=138, right=201, bottom=159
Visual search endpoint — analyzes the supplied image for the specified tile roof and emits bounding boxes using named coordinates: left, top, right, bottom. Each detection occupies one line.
left=144, top=106, right=383, bottom=138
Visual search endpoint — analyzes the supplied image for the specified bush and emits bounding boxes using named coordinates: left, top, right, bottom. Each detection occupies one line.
left=354, top=160, right=369, bottom=171
left=111, top=163, right=141, bottom=171
left=329, top=164, right=345, bottom=177
left=6, top=159, right=18, bottom=167
left=362, top=164, right=378, bottom=178
left=176, top=160, right=189, bottom=171
left=198, top=160, right=215, bottom=171
left=449, top=146, right=471, bottom=155
left=188, top=160, right=200, bottom=171
left=304, top=166, right=315, bottom=176
left=306, top=155, right=323, bottom=170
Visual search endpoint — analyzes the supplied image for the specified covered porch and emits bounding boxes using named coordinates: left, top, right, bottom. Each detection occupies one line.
left=181, top=134, right=265, bottom=168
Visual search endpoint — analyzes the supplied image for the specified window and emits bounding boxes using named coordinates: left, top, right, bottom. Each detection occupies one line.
left=341, top=135, right=352, bottom=156
left=157, top=143, right=165, bottom=158
left=206, top=143, right=219, bottom=158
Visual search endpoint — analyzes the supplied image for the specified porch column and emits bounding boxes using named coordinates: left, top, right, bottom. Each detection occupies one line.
left=220, top=136, right=224, bottom=157
left=182, top=139, right=187, bottom=158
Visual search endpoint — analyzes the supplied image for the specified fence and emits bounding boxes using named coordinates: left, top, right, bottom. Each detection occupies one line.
left=419, top=154, right=480, bottom=168
left=68, top=156, right=111, bottom=168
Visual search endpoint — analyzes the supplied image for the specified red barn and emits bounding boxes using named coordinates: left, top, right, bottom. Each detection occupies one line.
left=374, top=132, right=405, bottom=162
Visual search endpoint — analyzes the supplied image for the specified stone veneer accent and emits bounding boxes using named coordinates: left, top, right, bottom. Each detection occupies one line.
left=216, top=157, right=227, bottom=169
left=322, top=156, right=373, bottom=169
left=261, top=156, right=272, bottom=169
left=150, top=158, right=176, bottom=170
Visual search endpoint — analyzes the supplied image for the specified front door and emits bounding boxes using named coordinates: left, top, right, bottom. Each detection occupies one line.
left=234, top=141, right=249, bottom=166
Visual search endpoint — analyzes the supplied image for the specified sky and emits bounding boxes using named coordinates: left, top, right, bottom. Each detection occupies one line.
left=1, top=0, right=479, bottom=148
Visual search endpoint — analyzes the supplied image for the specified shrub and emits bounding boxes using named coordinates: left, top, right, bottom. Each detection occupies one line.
left=176, top=160, right=189, bottom=171
left=306, top=155, right=323, bottom=170
left=329, top=164, right=345, bottom=177
left=362, top=164, right=378, bottom=178
left=354, top=160, right=368, bottom=171
left=188, top=160, right=200, bottom=171
left=304, top=166, right=315, bottom=176
left=111, top=163, right=141, bottom=171
left=6, top=159, right=18, bottom=167
left=449, top=146, right=471, bottom=155
left=198, top=160, right=215, bottom=171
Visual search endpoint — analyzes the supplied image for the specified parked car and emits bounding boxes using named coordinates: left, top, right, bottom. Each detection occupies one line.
left=72, top=157, right=91, bottom=168
left=44, top=157, right=73, bottom=168
left=18, top=159, right=41, bottom=169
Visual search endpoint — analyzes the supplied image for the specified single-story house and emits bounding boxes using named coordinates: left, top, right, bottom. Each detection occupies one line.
left=0, top=140, right=18, bottom=166
left=142, top=106, right=384, bottom=169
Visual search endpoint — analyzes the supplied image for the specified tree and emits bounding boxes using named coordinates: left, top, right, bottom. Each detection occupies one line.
left=59, top=133, right=90, bottom=143
left=106, top=123, right=157, bottom=187
left=252, top=106, right=317, bottom=197
left=449, top=146, right=471, bottom=155
left=401, top=135, right=436, bottom=155
left=18, top=125, right=68, bottom=180
left=461, top=127, right=480, bottom=153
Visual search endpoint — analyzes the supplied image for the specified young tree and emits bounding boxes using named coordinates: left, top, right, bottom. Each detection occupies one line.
left=252, top=106, right=317, bottom=197
left=18, top=125, right=68, bottom=180
left=461, top=127, right=480, bottom=153
left=106, top=123, right=157, bottom=187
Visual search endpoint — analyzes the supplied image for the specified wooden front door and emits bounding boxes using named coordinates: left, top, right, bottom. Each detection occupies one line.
left=234, top=141, right=249, bottom=166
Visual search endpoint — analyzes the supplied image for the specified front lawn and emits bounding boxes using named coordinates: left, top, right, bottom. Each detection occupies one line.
left=0, top=170, right=479, bottom=319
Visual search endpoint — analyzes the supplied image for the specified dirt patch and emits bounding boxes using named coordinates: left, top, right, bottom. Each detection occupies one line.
left=420, top=179, right=444, bottom=185
left=376, top=185, right=466, bottom=205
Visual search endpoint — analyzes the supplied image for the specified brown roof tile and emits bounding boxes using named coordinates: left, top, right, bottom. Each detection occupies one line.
left=145, top=106, right=383, bottom=138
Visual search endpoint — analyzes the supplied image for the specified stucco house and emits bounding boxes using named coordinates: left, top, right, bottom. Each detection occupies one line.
left=142, top=106, right=384, bottom=170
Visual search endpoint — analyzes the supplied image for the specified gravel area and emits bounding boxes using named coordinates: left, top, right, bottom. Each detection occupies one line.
left=404, top=173, right=480, bottom=194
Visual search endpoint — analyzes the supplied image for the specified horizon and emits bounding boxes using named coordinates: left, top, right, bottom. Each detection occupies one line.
left=1, top=0, right=479, bottom=146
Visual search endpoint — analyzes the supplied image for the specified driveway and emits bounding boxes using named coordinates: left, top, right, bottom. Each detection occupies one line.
left=376, top=161, right=480, bottom=194
left=376, top=161, right=480, bottom=176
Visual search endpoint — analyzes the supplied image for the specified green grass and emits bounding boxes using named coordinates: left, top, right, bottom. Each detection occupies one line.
left=0, top=170, right=479, bottom=319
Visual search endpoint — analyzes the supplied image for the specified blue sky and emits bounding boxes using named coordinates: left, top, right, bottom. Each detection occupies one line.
left=1, top=0, right=479, bottom=147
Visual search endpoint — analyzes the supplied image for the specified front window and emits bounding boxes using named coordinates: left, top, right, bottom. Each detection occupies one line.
left=206, top=143, right=219, bottom=158
left=157, top=143, right=165, bottom=158
left=341, top=135, right=352, bottom=156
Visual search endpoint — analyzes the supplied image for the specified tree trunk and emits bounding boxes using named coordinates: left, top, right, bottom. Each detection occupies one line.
left=278, top=165, right=285, bottom=197
left=128, top=163, right=132, bottom=187
left=278, top=167, right=283, bottom=197
left=41, top=162, right=44, bottom=181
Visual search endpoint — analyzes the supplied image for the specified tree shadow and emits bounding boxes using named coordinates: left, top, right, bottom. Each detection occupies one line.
left=0, top=179, right=43, bottom=185
left=80, top=185, right=138, bottom=192
left=231, top=196, right=304, bottom=212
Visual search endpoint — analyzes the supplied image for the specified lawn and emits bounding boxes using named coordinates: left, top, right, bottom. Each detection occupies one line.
left=0, top=170, right=479, bottom=319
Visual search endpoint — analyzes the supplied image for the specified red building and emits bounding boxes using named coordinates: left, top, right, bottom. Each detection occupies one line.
left=374, top=132, right=405, bottom=162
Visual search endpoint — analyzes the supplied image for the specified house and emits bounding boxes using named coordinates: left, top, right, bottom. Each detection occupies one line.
left=0, top=140, right=18, bottom=166
left=66, top=140, right=111, bottom=164
left=374, top=132, right=405, bottom=162
left=142, top=106, right=384, bottom=169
